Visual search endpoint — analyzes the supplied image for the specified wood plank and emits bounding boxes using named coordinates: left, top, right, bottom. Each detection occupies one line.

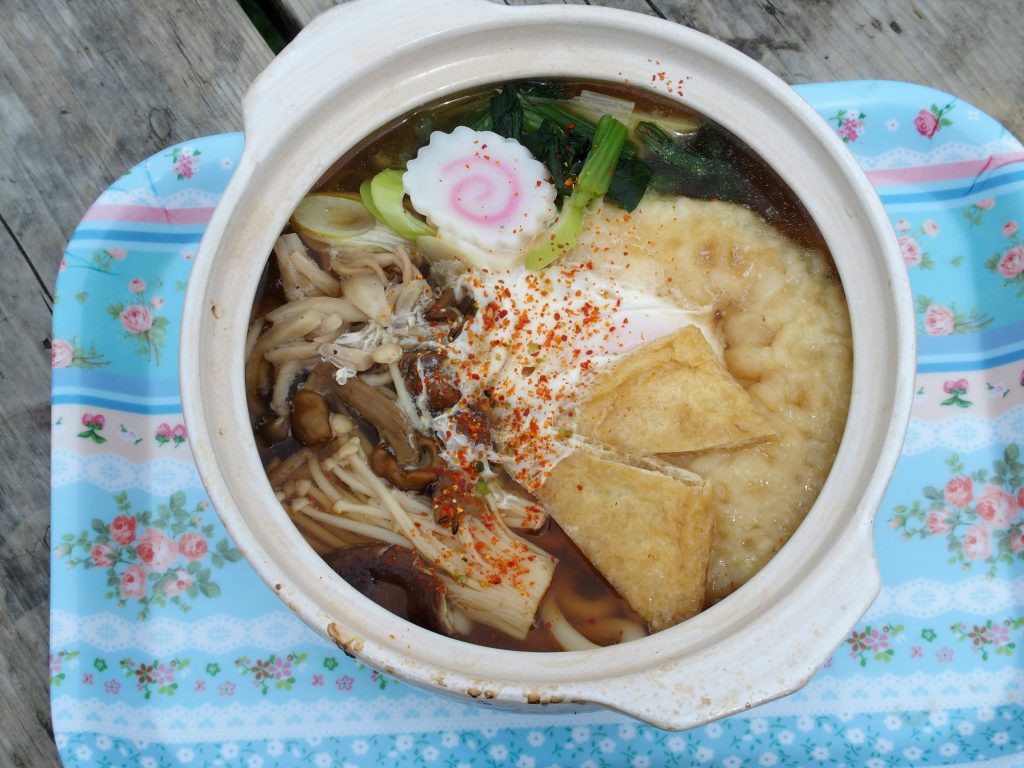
left=0, top=222, right=61, bottom=767
left=650, top=0, right=1024, bottom=140
left=268, top=0, right=1023, bottom=139
left=0, top=1, right=273, bottom=766
left=0, top=0, right=275, bottom=295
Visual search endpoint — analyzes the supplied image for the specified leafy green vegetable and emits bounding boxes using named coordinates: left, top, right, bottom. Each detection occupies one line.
left=635, top=121, right=713, bottom=179
left=606, top=155, right=652, bottom=212
left=490, top=83, right=525, bottom=140
left=525, top=115, right=628, bottom=270
left=520, top=119, right=589, bottom=204
left=366, top=169, right=435, bottom=240
left=514, top=80, right=574, bottom=100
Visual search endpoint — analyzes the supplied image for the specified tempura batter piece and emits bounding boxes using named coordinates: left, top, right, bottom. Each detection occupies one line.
left=537, top=449, right=714, bottom=630
left=575, top=326, right=775, bottom=456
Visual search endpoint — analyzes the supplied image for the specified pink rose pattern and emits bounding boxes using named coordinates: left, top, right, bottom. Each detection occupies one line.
left=916, top=296, right=992, bottom=335
left=923, top=304, right=955, bottom=335
left=135, top=527, right=179, bottom=571
left=914, top=102, right=954, bottom=139
left=944, top=476, right=973, bottom=508
left=894, top=218, right=940, bottom=269
left=88, top=247, right=128, bottom=273
left=898, top=235, right=921, bottom=267
left=50, top=337, right=108, bottom=369
left=890, top=446, right=1023, bottom=576
left=997, top=244, right=1024, bottom=280
left=107, top=277, right=170, bottom=366
left=963, top=198, right=996, bottom=227
left=981, top=204, right=1024, bottom=295
left=51, top=339, right=74, bottom=368
left=962, top=524, right=992, bottom=559
left=178, top=531, right=208, bottom=561
left=56, top=490, right=242, bottom=619
left=975, top=486, right=1018, bottom=529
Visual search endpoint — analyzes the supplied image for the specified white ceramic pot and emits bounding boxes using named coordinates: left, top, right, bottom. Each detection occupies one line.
left=181, top=0, right=914, bottom=730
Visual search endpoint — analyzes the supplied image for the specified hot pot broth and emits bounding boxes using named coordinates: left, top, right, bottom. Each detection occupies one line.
left=246, top=79, right=851, bottom=651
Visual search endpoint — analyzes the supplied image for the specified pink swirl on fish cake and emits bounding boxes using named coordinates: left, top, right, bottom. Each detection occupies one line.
left=442, top=155, right=521, bottom=227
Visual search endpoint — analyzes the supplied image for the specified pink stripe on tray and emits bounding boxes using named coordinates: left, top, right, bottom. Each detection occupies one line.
left=82, top=204, right=216, bottom=225
left=864, top=151, right=1024, bottom=186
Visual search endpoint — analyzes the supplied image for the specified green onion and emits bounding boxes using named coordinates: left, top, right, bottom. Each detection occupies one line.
left=635, top=121, right=713, bottom=179
left=525, top=114, right=628, bottom=270
left=365, top=169, right=435, bottom=240
left=575, top=115, right=628, bottom=199
left=358, top=178, right=383, bottom=221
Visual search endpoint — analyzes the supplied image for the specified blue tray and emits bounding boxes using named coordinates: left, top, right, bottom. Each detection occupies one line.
left=51, top=81, right=1024, bottom=767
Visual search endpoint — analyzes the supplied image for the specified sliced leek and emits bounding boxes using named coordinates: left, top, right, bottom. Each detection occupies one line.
left=367, top=169, right=435, bottom=240
left=290, top=193, right=376, bottom=247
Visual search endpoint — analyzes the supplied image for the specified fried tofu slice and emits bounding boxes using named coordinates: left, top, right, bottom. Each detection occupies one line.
left=574, top=325, right=774, bottom=456
left=537, top=449, right=714, bottom=630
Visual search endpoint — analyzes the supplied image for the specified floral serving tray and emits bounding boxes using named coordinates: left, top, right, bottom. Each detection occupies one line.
left=51, top=81, right=1024, bottom=767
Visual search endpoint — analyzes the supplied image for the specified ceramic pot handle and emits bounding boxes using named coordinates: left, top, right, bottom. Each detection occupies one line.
left=590, top=522, right=880, bottom=729
left=241, top=0, right=502, bottom=148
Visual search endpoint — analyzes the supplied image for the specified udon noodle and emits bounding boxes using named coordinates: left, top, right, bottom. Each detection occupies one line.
left=246, top=79, right=852, bottom=651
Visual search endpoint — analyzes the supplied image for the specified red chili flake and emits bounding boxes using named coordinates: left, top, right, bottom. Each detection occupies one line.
left=576, top=484, right=583, bottom=492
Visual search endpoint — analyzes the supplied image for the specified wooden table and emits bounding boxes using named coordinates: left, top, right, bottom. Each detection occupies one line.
left=1, top=1, right=1021, bottom=764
